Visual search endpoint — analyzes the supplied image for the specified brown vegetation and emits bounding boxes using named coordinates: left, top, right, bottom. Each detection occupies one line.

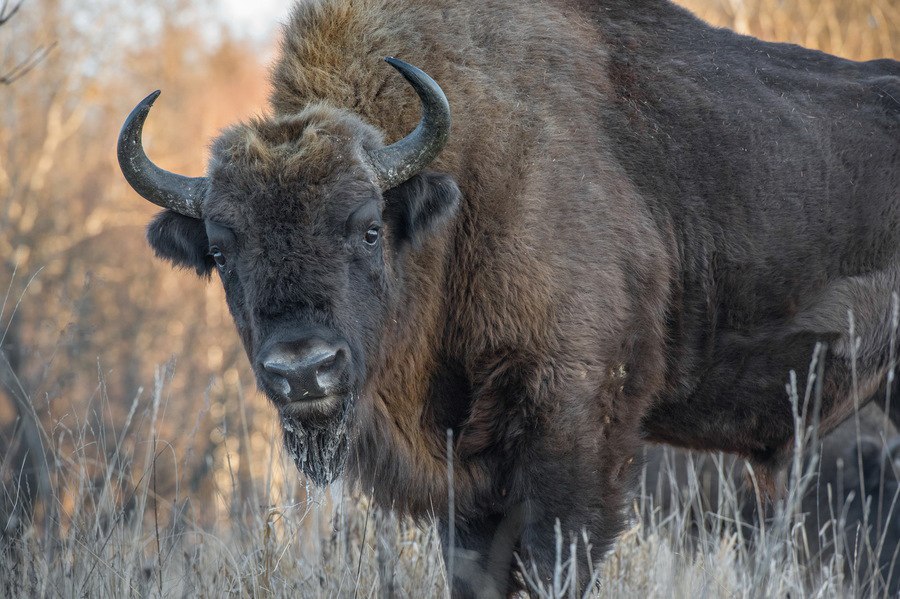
left=679, top=0, right=898, bottom=61
left=0, top=0, right=273, bottom=539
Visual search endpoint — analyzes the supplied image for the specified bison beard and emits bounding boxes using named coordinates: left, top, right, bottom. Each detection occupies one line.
left=281, top=402, right=352, bottom=487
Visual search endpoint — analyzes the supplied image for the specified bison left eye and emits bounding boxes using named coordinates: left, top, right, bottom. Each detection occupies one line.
left=209, top=246, right=227, bottom=269
left=364, top=226, right=379, bottom=245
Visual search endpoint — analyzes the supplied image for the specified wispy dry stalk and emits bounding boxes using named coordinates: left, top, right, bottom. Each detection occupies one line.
left=0, top=2, right=55, bottom=86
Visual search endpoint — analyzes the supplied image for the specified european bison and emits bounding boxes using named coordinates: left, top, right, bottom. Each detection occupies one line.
left=117, top=0, right=900, bottom=595
left=643, top=404, right=900, bottom=594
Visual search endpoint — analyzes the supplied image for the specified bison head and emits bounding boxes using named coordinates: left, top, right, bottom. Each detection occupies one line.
left=118, top=59, right=460, bottom=484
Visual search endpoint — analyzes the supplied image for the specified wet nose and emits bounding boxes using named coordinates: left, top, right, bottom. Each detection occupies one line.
left=260, top=338, right=348, bottom=401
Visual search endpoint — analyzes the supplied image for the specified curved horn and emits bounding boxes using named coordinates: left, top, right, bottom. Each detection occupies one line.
left=117, top=90, right=207, bottom=219
left=369, top=58, right=451, bottom=190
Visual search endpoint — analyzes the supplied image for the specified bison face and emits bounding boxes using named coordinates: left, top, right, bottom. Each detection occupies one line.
left=119, top=59, right=459, bottom=484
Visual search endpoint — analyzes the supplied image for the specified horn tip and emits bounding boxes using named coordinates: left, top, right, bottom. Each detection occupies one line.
left=383, top=56, right=407, bottom=70
left=143, top=89, right=162, bottom=107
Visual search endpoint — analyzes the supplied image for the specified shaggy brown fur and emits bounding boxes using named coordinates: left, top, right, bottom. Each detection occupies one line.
left=137, top=0, right=900, bottom=596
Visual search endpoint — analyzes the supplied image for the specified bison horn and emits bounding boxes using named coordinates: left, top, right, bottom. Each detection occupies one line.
left=369, top=57, right=451, bottom=190
left=117, top=90, right=207, bottom=219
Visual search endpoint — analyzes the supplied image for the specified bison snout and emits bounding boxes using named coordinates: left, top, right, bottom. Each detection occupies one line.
left=260, top=337, right=349, bottom=403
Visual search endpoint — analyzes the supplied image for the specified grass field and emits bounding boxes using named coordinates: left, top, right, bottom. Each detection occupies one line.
left=1, top=0, right=898, bottom=597
left=3, top=371, right=898, bottom=597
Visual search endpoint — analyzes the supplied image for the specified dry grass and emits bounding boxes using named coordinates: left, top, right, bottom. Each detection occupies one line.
left=2, top=353, right=898, bottom=598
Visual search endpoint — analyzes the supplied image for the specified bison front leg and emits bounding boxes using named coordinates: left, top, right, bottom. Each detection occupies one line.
left=443, top=353, right=652, bottom=596
left=513, top=391, right=646, bottom=595
left=516, top=456, right=640, bottom=594
left=439, top=507, right=528, bottom=599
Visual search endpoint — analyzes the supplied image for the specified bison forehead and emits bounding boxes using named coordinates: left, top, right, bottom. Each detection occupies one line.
left=209, top=171, right=378, bottom=232
left=202, top=103, right=383, bottom=209
left=211, top=103, right=383, bottom=177
left=202, top=102, right=386, bottom=222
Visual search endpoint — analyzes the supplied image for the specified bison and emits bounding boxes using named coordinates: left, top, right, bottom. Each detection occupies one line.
left=117, top=0, right=900, bottom=595
left=643, top=404, right=900, bottom=594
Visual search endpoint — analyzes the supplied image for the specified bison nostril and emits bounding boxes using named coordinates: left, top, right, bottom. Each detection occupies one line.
left=315, top=352, right=338, bottom=375
left=315, top=348, right=346, bottom=390
left=262, top=357, right=295, bottom=379
left=261, top=358, right=294, bottom=398
left=260, top=341, right=348, bottom=402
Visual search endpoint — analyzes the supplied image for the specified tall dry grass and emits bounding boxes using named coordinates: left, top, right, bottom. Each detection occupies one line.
left=1, top=1, right=899, bottom=598
left=3, top=346, right=898, bottom=597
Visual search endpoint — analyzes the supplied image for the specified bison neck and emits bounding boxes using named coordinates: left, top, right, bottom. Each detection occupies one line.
left=344, top=234, right=495, bottom=516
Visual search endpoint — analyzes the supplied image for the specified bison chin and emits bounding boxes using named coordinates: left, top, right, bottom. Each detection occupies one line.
left=281, top=400, right=352, bottom=486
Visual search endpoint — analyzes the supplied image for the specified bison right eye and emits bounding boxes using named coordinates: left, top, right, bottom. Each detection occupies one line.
left=209, top=247, right=227, bottom=269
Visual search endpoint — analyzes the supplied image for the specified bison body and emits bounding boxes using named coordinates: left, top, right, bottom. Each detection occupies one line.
left=119, top=0, right=900, bottom=595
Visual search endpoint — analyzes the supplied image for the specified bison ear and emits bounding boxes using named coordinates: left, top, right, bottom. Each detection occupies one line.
left=146, top=210, right=213, bottom=276
left=383, top=171, right=460, bottom=248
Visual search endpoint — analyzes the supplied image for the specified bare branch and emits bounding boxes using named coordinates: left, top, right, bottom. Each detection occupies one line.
left=0, top=43, right=56, bottom=86
left=0, top=0, right=23, bottom=26
left=0, top=1, right=56, bottom=86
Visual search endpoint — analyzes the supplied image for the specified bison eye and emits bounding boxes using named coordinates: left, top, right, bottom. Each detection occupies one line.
left=364, top=226, right=380, bottom=245
left=209, top=246, right=227, bottom=269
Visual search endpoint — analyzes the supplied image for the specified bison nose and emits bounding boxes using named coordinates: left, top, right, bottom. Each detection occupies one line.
left=260, top=339, right=348, bottom=401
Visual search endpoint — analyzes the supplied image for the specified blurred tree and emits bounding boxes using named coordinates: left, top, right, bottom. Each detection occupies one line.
left=0, top=0, right=59, bottom=542
left=0, top=1, right=53, bottom=86
left=676, top=0, right=897, bottom=60
left=0, top=0, right=272, bottom=539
